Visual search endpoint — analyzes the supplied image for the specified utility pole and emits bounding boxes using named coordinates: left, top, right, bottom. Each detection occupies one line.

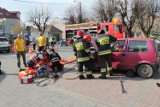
left=74, top=1, right=82, bottom=23
left=79, top=2, right=82, bottom=23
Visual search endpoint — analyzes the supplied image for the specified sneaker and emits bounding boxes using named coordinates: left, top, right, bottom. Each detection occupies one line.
left=99, top=76, right=107, bottom=79
left=109, top=71, right=113, bottom=76
left=54, top=74, right=59, bottom=79
left=19, top=68, right=25, bottom=72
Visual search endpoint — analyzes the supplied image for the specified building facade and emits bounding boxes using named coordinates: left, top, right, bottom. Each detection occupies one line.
left=0, top=7, right=21, bottom=34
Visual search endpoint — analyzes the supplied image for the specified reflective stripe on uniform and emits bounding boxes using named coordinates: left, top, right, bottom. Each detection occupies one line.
left=77, top=72, right=83, bottom=76
left=85, top=48, right=90, bottom=53
left=107, top=67, right=112, bottom=71
left=101, top=68, right=107, bottom=73
left=86, top=71, right=92, bottom=75
left=75, top=42, right=84, bottom=50
left=99, top=50, right=111, bottom=56
left=97, top=37, right=109, bottom=45
left=77, top=57, right=90, bottom=62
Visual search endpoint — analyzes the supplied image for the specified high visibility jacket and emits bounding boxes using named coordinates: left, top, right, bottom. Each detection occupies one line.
left=96, top=34, right=117, bottom=56
left=73, top=38, right=91, bottom=62
left=49, top=37, right=53, bottom=43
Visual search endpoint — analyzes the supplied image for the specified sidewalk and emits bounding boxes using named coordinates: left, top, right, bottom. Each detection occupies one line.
left=1, top=47, right=160, bottom=107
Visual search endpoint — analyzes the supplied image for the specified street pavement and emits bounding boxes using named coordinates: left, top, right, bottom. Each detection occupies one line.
left=0, top=45, right=160, bottom=107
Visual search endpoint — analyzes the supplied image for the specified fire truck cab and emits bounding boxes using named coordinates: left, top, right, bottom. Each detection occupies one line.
left=97, top=22, right=124, bottom=38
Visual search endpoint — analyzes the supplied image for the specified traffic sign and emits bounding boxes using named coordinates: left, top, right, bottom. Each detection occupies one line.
left=113, top=18, right=118, bottom=24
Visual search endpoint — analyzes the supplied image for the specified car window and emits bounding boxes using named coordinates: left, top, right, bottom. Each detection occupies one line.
left=128, top=41, right=148, bottom=52
left=0, top=38, right=8, bottom=42
left=112, top=40, right=126, bottom=52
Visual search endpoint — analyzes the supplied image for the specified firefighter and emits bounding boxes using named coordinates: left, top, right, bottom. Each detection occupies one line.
left=72, top=30, right=84, bottom=42
left=96, top=30, right=117, bottom=79
left=48, top=48, right=62, bottom=78
left=73, top=33, right=94, bottom=79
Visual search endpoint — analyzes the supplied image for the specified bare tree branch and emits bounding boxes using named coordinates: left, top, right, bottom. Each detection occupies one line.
left=64, top=4, right=88, bottom=24
left=92, top=0, right=117, bottom=22
left=135, top=0, right=158, bottom=38
left=28, top=6, right=51, bottom=34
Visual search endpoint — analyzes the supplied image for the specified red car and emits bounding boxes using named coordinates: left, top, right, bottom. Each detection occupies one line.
left=111, top=38, right=159, bottom=78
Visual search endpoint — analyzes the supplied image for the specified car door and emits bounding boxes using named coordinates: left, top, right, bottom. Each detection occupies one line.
left=111, top=40, right=127, bottom=70
left=124, top=40, right=148, bottom=70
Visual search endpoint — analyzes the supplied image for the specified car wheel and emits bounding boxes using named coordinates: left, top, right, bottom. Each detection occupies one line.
left=126, top=70, right=136, bottom=78
left=137, top=64, right=153, bottom=78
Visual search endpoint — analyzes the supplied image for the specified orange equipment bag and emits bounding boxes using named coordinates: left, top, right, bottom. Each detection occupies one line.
left=60, top=57, right=76, bottom=65
left=18, top=68, right=36, bottom=80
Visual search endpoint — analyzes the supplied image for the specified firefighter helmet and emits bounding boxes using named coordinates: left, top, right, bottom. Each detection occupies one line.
left=83, top=34, right=91, bottom=42
left=77, top=30, right=84, bottom=36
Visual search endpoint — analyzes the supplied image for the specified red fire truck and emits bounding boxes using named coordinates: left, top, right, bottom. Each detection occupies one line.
left=65, top=21, right=124, bottom=41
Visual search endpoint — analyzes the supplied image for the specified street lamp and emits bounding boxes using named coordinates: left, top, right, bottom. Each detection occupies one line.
left=73, top=1, right=82, bottom=23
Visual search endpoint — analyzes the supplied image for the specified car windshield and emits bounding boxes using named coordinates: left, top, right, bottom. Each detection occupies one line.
left=0, top=38, right=8, bottom=42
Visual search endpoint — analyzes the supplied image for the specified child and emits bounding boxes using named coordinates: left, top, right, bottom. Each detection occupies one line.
left=48, top=48, right=62, bottom=78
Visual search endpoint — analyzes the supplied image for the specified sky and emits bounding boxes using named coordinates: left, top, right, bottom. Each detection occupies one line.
left=0, top=0, right=94, bottom=24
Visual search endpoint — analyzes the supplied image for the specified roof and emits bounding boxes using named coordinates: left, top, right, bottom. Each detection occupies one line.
left=0, top=7, right=20, bottom=19
left=118, top=38, right=153, bottom=41
left=31, top=25, right=62, bottom=33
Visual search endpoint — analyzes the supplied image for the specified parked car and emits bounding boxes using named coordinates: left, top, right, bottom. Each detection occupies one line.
left=0, top=37, right=10, bottom=53
left=111, top=38, right=159, bottom=78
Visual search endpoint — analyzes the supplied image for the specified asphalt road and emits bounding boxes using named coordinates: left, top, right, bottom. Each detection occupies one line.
left=0, top=46, right=160, bottom=107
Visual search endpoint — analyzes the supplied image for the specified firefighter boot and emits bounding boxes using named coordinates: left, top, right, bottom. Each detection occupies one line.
left=109, top=70, right=113, bottom=76
left=79, top=75, right=85, bottom=80
left=99, top=72, right=107, bottom=79
left=86, top=74, right=94, bottom=79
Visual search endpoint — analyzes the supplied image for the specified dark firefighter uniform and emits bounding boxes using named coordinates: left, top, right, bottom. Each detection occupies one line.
left=48, top=49, right=63, bottom=72
left=73, top=36, right=94, bottom=79
left=96, top=30, right=117, bottom=79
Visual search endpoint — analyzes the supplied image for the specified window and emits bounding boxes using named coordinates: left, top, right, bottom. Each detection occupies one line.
left=128, top=41, right=148, bottom=52
left=114, top=25, right=122, bottom=33
left=103, top=26, right=108, bottom=31
left=0, top=38, right=8, bottom=42
left=112, top=40, right=126, bottom=52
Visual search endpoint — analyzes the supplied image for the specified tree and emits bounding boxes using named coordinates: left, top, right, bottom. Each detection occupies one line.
left=11, top=24, right=24, bottom=35
left=64, top=3, right=88, bottom=24
left=135, top=0, right=159, bottom=38
left=28, top=6, right=51, bottom=34
left=116, top=0, right=138, bottom=37
left=92, top=0, right=117, bottom=22
left=64, top=6, right=76, bottom=24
